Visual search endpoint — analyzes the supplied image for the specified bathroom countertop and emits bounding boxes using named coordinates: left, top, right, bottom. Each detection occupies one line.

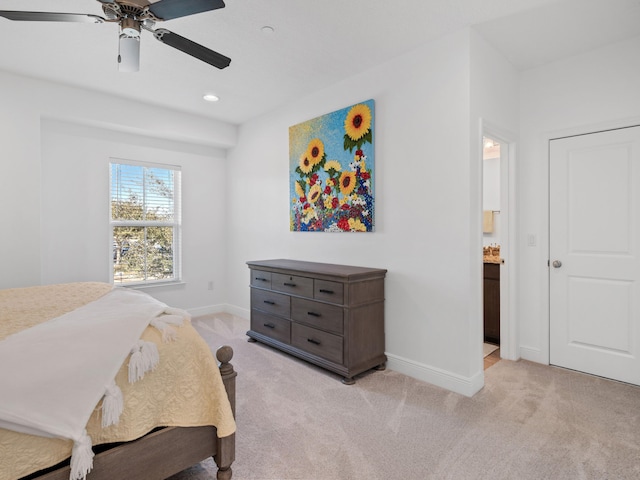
left=483, top=256, right=501, bottom=264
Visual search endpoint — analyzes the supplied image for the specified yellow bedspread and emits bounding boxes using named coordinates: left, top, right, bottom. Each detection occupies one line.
left=0, top=282, right=236, bottom=480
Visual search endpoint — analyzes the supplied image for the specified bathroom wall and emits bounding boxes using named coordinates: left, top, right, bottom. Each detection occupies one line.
left=483, top=142, right=501, bottom=247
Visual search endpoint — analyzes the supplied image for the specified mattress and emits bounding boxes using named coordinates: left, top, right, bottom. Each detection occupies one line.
left=0, top=282, right=236, bottom=480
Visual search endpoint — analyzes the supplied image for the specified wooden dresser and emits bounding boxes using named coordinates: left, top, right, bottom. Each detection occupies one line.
left=246, top=259, right=387, bottom=384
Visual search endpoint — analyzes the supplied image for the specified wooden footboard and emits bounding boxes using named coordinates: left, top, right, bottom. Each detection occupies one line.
left=22, top=346, right=237, bottom=480
left=214, top=345, right=237, bottom=480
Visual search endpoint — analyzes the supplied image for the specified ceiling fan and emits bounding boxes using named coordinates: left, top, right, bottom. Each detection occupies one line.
left=0, top=0, right=231, bottom=72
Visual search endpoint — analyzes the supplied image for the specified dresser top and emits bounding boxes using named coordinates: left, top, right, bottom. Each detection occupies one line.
left=247, top=259, right=386, bottom=280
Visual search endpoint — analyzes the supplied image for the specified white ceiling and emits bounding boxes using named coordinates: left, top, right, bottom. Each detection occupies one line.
left=1, top=0, right=639, bottom=125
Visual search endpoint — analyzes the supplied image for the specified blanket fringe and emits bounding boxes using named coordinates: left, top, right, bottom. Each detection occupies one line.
left=141, top=340, right=160, bottom=370
left=101, top=381, right=123, bottom=428
left=128, top=340, right=159, bottom=383
left=165, top=306, right=191, bottom=323
left=70, top=430, right=94, bottom=480
left=148, top=308, right=189, bottom=342
left=150, top=318, right=177, bottom=342
left=163, top=313, right=189, bottom=325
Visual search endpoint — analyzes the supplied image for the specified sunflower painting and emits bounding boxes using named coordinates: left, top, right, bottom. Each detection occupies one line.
left=289, top=99, right=375, bottom=232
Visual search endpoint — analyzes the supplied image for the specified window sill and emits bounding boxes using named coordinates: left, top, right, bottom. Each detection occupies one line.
left=116, top=280, right=186, bottom=290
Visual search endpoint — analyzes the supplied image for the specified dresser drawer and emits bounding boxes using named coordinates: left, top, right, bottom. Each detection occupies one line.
left=251, top=310, right=291, bottom=344
left=250, top=270, right=272, bottom=288
left=314, top=280, right=344, bottom=304
left=272, top=273, right=313, bottom=298
left=251, top=288, right=290, bottom=318
left=292, top=323, right=343, bottom=364
left=291, top=297, right=343, bottom=335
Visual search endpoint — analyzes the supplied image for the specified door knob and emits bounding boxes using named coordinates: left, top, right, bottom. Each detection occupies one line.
left=552, top=260, right=562, bottom=268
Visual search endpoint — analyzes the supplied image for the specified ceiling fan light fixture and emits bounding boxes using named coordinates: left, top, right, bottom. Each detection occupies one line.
left=118, top=34, right=140, bottom=72
left=203, top=93, right=220, bottom=102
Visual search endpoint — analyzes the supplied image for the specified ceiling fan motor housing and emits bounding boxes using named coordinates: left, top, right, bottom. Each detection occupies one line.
left=121, top=16, right=141, bottom=37
left=102, top=1, right=155, bottom=21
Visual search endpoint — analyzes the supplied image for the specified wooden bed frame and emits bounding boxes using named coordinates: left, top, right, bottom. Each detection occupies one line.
left=22, top=346, right=237, bottom=480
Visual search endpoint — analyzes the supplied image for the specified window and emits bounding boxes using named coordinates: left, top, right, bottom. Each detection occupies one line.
left=110, top=160, right=181, bottom=285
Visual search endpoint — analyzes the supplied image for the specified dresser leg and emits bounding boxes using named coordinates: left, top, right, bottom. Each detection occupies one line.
left=375, top=363, right=386, bottom=371
left=341, top=377, right=355, bottom=385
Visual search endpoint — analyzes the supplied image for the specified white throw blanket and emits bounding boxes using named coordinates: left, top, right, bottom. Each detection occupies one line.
left=0, top=287, right=188, bottom=480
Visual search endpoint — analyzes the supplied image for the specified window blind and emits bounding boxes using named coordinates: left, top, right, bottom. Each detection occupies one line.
left=110, top=160, right=181, bottom=285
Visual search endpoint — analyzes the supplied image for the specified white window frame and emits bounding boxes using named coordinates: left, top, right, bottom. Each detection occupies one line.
left=109, top=158, right=182, bottom=286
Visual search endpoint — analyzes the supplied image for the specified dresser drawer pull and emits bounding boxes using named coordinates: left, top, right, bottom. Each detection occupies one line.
left=263, top=323, right=276, bottom=329
left=255, top=277, right=268, bottom=281
left=263, top=300, right=275, bottom=305
left=307, top=338, right=321, bottom=345
left=283, top=282, right=296, bottom=287
left=307, top=311, right=321, bottom=317
left=319, top=289, right=334, bottom=294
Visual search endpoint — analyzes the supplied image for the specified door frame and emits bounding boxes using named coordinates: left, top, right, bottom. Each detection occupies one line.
left=481, top=120, right=518, bottom=361
left=543, top=116, right=640, bottom=365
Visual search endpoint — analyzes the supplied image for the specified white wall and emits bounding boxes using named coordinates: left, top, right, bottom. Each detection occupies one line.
left=7, top=21, right=600, bottom=394
left=470, top=28, right=520, bottom=373
left=0, top=71, right=237, bottom=311
left=483, top=154, right=501, bottom=246
left=225, top=29, right=519, bottom=395
left=483, top=156, right=501, bottom=212
left=2, top=27, right=633, bottom=394
left=0, top=74, right=43, bottom=287
left=518, top=35, right=640, bottom=363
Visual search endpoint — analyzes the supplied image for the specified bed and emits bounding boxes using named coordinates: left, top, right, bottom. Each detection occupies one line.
left=0, top=282, right=237, bottom=480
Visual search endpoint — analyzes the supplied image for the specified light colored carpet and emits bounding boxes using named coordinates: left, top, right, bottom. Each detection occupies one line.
left=170, top=313, right=640, bottom=480
left=483, top=343, right=499, bottom=357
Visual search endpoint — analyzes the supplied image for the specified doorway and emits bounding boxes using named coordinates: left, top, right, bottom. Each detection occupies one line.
left=480, top=123, right=517, bottom=367
left=482, top=136, right=502, bottom=367
left=549, top=125, right=640, bottom=386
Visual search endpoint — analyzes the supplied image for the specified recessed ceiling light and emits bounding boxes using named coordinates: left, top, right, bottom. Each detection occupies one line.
left=261, top=25, right=274, bottom=34
left=203, top=93, right=219, bottom=102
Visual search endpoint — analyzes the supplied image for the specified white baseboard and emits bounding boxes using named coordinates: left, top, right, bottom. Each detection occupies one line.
left=519, top=345, right=547, bottom=365
left=187, top=304, right=227, bottom=317
left=386, top=353, right=484, bottom=397
left=224, top=304, right=250, bottom=320
left=189, top=305, right=486, bottom=397
left=188, top=303, right=250, bottom=320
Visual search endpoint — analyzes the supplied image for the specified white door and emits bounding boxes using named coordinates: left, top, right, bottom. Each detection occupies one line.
left=550, top=125, right=640, bottom=386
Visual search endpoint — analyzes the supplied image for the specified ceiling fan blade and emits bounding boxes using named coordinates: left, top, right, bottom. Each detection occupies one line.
left=0, top=10, right=104, bottom=23
left=148, top=0, right=225, bottom=21
left=153, top=28, right=231, bottom=69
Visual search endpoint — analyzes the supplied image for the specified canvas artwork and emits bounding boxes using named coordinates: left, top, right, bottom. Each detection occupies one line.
left=289, top=99, right=375, bottom=232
